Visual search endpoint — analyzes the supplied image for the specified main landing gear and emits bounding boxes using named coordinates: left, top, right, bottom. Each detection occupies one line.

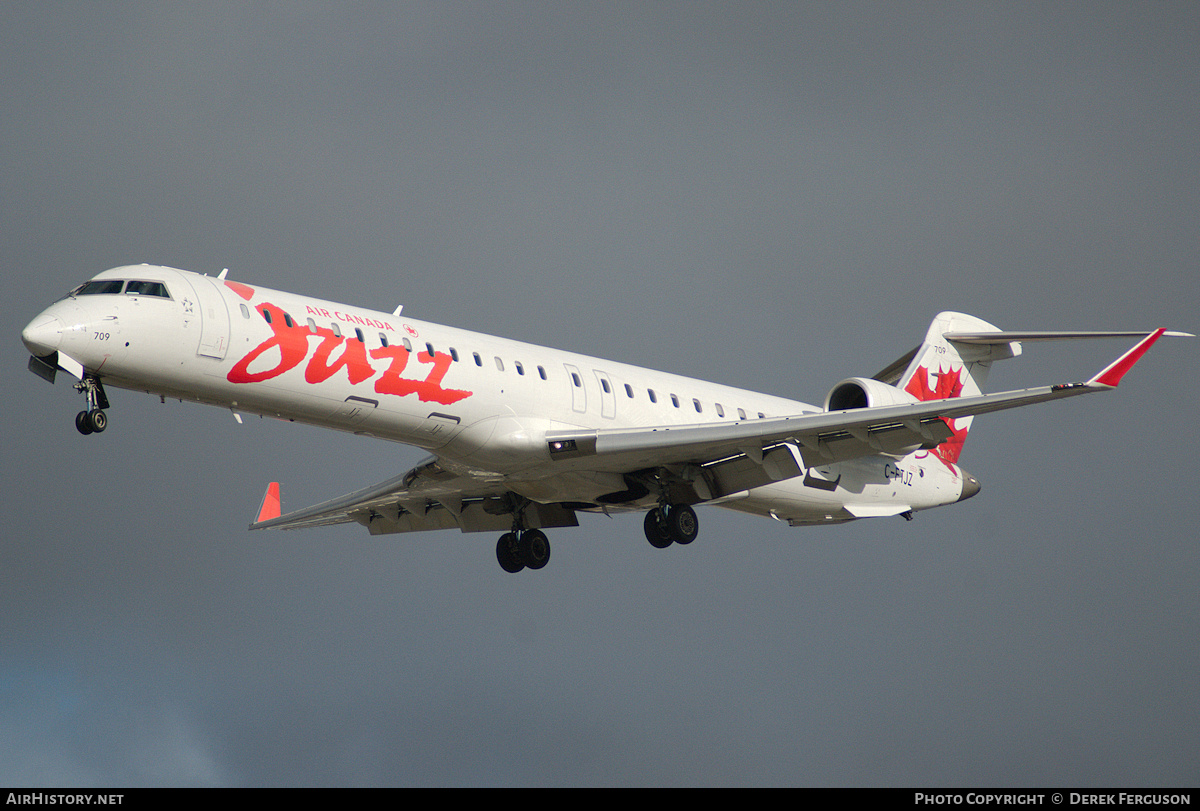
left=496, top=528, right=551, bottom=574
left=643, top=503, right=699, bottom=549
left=73, top=376, right=110, bottom=436
left=493, top=501, right=701, bottom=573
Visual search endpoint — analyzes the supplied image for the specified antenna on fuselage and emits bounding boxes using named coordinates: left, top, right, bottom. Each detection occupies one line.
left=392, top=305, right=403, bottom=316
left=217, top=268, right=229, bottom=280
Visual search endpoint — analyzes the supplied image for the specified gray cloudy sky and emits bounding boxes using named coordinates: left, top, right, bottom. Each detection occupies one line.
left=3, top=2, right=1198, bottom=786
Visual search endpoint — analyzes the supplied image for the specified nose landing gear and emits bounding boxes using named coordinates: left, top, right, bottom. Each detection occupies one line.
left=75, top=409, right=106, bottom=434
left=73, top=376, right=110, bottom=435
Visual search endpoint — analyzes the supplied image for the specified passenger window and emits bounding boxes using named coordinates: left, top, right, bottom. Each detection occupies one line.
left=473, top=352, right=483, bottom=367
left=450, top=348, right=459, bottom=362
left=308, top=318, right=319, bottom=333
left=240, top=303, right=251, bottom=319
left=330, top=323, right=341, bottom=338
left=737, top=408, right=746, bottom=420
left=671, top=394, right=680, bottom=408
left=426, top=342, right=434, bottom=356
left=601, top=378, right=611, bottom=394
left=263, top=309, right=273, bottom=324
left=648, top=389, right=657, bottom=404
left=283, top=313, right=294, bottom=328
left=571, top=373, right=582, bottom=388
left=402, top=337, right=412, bottom=352
left=355, top=328, right=365, bottom=343
left=693, top=399, right=702, bottom=413
left=537, top=366, right=547, bottom=380
left=378, top=332, right=389, bottom=346
left=757, top=412, right=766, bottom=419
left=716, top=403, right=724, bottom=418
left=624, top=384, right=634, bottom=398
left=515, top=361, right=524, bottom=375
left=495, top=357, right=504, bottom=371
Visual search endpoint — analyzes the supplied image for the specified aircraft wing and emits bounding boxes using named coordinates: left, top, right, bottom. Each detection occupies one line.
left=547, top=379, right=1092, bottom=471
left=251, top=330, right=1175, bottom=533
left=250, top=457, right=578, bottom=535
left=543, top=329, right=1175, bottom=480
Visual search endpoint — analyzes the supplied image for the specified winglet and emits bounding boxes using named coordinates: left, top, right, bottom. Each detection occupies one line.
left=255, top=482, right=282, bottom=524
left=1088, top=329, right=1168, bottom=388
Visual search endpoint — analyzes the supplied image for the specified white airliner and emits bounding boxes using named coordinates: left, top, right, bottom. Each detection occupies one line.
left=21, top=264, right=1191, bottom=572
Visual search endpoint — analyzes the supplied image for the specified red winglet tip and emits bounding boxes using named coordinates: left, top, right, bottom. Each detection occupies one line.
left=256, top=482, right=281, bottom=523
left=1089, top=328, right=1167, bottom=388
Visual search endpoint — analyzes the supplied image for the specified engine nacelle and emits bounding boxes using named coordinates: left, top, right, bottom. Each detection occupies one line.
left=824, top=377, right=920, bottom=412
left=821, top=377, right=935, bottom=458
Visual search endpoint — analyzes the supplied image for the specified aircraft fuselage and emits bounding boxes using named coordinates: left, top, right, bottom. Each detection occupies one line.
left=22, top=265, right=975, bottom=546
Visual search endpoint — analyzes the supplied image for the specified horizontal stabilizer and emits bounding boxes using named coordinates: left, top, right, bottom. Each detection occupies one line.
left=946, top=329, right=1194, bottom=344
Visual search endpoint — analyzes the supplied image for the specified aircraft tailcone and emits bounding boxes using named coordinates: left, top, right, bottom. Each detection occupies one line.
left=958, top=472, right=982, bottom=502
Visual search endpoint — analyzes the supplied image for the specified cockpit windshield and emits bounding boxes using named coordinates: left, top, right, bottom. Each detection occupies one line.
left=71, top=280, right=125, bottom=296
left=124, top=280, right=170, bottom=298
left=67, top=279, right=172, bottom=299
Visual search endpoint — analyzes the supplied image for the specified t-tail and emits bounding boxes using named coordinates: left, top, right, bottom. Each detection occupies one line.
left=872, top=313, right=1190, bottom=467
left=887, top=312, right=1015, bottom=465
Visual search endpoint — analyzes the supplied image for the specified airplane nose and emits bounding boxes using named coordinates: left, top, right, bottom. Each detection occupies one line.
left=958, top=472, right=982, bottom=502
left=22, top=313, right=64, bottom=357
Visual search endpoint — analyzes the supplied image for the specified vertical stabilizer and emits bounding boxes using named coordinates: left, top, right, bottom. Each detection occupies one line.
left=894, top=312, right=1020, bottom=464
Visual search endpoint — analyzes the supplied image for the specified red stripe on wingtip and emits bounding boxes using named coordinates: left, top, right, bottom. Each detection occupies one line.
left=256, top=482, right=281, bottom=522
left=1090, top=328, right=1167, bottom=387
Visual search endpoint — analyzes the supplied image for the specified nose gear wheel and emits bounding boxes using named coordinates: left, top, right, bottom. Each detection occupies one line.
left=73, top=376, right=110, bottom=436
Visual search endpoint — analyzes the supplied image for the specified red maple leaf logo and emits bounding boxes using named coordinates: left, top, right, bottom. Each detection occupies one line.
left=905, top=364, right=965, bottom=402
left=905, top=364, right=968, bottom=468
